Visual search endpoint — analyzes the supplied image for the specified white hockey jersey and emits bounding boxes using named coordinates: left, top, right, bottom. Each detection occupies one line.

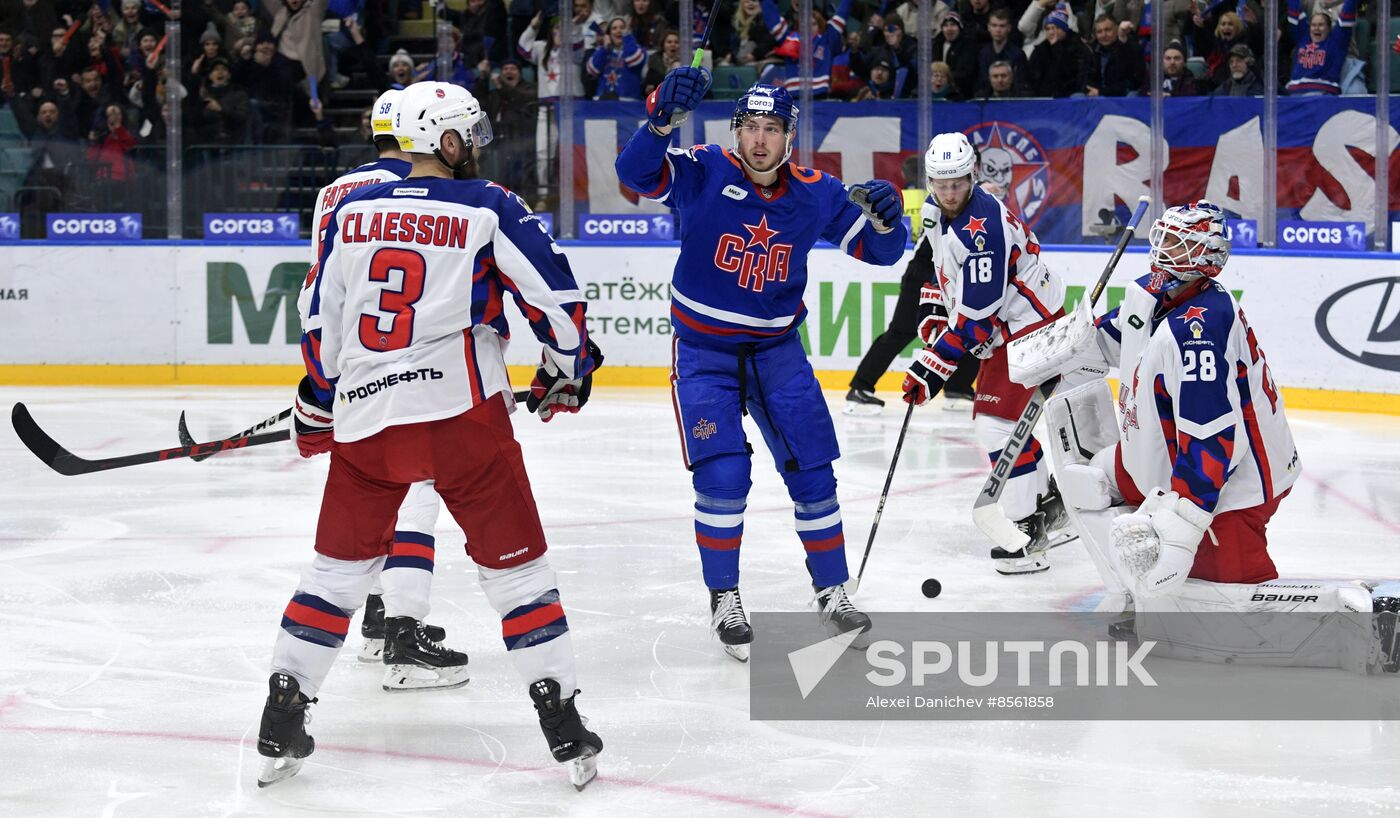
left=1096, top=274, right=1300, bottom=515
left=298, top=158, right=411, bottom=327
left=923, top=186, right=1064, bottom=368
left=307, top=177, right=593, bottom=442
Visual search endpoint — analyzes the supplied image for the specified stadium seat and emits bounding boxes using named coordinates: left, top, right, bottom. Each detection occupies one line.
left=1186, top=56, right=1209, bottom=79
left=711, top=65, right=758, bottom=99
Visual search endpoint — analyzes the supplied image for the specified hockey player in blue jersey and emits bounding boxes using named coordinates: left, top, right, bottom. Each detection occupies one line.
left=615, top=71, right=907, bottom=661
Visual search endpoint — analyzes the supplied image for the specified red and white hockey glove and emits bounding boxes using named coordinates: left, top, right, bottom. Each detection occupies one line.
left=916, top=282, right=948, bottom=344
left=903, top=345, right=955, bottom=406
left=292, top=375, right=334, bottom=458
left=527, top=339, right=603, bottom=422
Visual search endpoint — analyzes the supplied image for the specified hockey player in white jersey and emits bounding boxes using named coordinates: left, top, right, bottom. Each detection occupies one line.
left=298, top=88, right=468, bottom=690
left=258, top=81, right=604, bottom=789
left=1016, top=200, right=1400, bottom=673
left=901, top=132, right=1070, bottom=574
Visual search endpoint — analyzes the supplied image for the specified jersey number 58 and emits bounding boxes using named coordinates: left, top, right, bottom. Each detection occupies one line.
left=359, top=248, right=426, bottom=352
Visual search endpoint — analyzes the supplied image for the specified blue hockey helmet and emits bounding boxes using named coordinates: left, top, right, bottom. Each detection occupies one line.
left=730, top=84, right=798, bottom=133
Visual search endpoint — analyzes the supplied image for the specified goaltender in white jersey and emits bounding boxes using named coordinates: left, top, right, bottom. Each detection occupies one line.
left=257, top=81, right=605, bottom=791
left=1011, top=200, right=1399, bottom=674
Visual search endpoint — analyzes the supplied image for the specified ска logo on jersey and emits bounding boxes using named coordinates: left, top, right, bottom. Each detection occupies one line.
left=963, top=122, right=1050, bottom=228
left=714, top=214, right=793, bottom=293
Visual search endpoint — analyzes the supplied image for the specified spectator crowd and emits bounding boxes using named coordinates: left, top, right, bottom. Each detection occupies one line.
left=0, top=0, right=1391, bottom=224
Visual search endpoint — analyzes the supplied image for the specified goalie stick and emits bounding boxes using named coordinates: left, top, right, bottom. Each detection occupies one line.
left=971, top=194, right=1151, bottom=552
left=12, top=402, right=290, bottom=476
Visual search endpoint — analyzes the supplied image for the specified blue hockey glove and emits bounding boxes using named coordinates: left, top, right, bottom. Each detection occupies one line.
left=646, top=66, right=711, bottom=129
left=849, top=180, right=902, bottom=231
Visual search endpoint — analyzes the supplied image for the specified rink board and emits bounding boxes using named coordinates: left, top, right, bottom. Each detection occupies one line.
left=1, top=244, right=1396, bottom=407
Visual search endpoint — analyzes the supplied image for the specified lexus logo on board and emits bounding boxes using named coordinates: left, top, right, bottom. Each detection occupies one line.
left=1315, top=277, right=1400, bottom=372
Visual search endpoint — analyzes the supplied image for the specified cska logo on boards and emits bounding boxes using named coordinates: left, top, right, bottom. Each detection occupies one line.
left=714, top=214, right=794, bottom=293
left=963, top=122, right=1050, bottom=227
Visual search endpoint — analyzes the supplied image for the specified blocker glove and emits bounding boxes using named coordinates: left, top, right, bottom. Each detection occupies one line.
left=646, top=66, right=711, bottom=129
left=292, top=375, right=334, bottom=457
left=848, top=180, right=902, bottom=231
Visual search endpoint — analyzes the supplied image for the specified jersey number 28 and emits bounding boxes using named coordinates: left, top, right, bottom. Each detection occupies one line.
left=359, top=248, right=425, bottom=352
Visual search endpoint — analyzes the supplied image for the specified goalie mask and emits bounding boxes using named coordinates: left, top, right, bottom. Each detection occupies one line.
left=1147, top=200, right=1231, bottom=281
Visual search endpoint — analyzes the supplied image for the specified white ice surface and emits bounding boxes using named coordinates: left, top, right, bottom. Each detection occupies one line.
left=3, top=387, right=1400, bottom=817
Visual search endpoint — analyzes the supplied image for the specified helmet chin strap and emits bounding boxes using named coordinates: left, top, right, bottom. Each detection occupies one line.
left=730, top=129, right=794, bottom=178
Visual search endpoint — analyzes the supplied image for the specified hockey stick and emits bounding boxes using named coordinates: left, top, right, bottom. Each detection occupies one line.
left=12, top=402, right=291, bottom=476
left=667, top=0, right=721, bottom=127
left=971, top=195, right=1151, bottom=552
left=850, top=401, right=916, bottom=597
left=177, top=390, right=536, bottom=463
left=178, top=408, right=290, bottom=462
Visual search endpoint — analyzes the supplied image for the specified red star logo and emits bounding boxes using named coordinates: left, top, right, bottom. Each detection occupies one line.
left=1179, top=306, right=1209, bottom=322
left=742, top=214, right=779, bottom=250
left=962, top=215, right=987, bottom=241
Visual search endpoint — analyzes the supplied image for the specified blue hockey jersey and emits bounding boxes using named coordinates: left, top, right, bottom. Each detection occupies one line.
left=761, top=0, right=851, bottom=97
left=614, top=126, right=907, bottom=345
left=1285, top=0, right=1355, bottom=95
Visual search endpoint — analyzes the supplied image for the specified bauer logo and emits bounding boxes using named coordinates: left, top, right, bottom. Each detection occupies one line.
left=1277, top=220, right=1366, bottom=252
left=578, top=214, right=675, bottom=242
left=46, top=213, right=142, bottom=241
left=1315, top=277, right=1400, bottom=372
left=203, top=213, right=300, bottom=241
left=0, top=213, right=18, bottom=240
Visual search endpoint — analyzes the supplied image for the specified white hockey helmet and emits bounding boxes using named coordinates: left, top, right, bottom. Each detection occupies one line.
left=370, top=88, right=403, bottom=139
left=393, top=81, right=493, bottom=155
left=1148, top=199, right=1231, bottom=281
left=925, top=132, right=977, bottom=185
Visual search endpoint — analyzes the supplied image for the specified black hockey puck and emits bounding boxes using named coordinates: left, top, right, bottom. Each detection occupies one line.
left=921, top=578, right=942, bottom=598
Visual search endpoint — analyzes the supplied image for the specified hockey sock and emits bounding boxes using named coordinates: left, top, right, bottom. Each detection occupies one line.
left=783, top=464, right=848, bottom=587
left=381, top=531, right=434, bottom=621
left=691, top=453, right=752, bottom=589
left=480, top=556, right=578, bottom=694
left=272, top=554, right=381, bottom=698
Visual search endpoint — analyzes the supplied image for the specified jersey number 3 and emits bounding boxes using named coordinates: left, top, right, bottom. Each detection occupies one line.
left=359, top=248, right=425, bottom=352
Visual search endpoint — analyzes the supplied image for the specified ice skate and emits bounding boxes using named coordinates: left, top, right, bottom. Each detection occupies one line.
left=813, top=582, right=872, bottom=647
left=381, top=616, right=470, bottom=692
left=529, top=678, right=603, bottom=791
left=842, top=387, right=884, bottom=417
left=359, top=595, right=449, bottom=662
left=991, top=511, right=1052, bottom=575
left=941, top=390, right=975, bottom=411
left=709, top=587, right=754, bottom=663
left=256, top=672, right=315, bottom=788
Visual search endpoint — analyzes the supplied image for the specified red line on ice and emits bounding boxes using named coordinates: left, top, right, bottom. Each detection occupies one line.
left=1301, top=474, right=1400, bottom=536
left=0, top=723, right=846, bottom=816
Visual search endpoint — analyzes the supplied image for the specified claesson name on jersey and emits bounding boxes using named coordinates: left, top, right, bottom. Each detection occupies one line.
left=203, top=213, right=300, bottom=241
left=577, top=214, right=675, bottom=242
left=45, top=213, right=142, bottom=241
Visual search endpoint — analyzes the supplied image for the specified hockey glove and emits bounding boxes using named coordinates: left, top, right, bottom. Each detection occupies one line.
left=903, top=345, right=955, bottom=406
left=527, top=338, right=604, bottom=422
left=646, top=66, right=711, bottom=129
left=916, top=282, right=948, bottom=344
left=848, top=180, right=902, bottom=231
left=292, top=375, right=334, bottom=457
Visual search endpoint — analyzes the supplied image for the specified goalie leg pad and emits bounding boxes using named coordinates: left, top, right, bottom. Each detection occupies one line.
left=480, top=556, right=578, bottom=695
left=273, top=554, right=382, bottom=698
left=1134, top=579, right=1381, bottom=672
